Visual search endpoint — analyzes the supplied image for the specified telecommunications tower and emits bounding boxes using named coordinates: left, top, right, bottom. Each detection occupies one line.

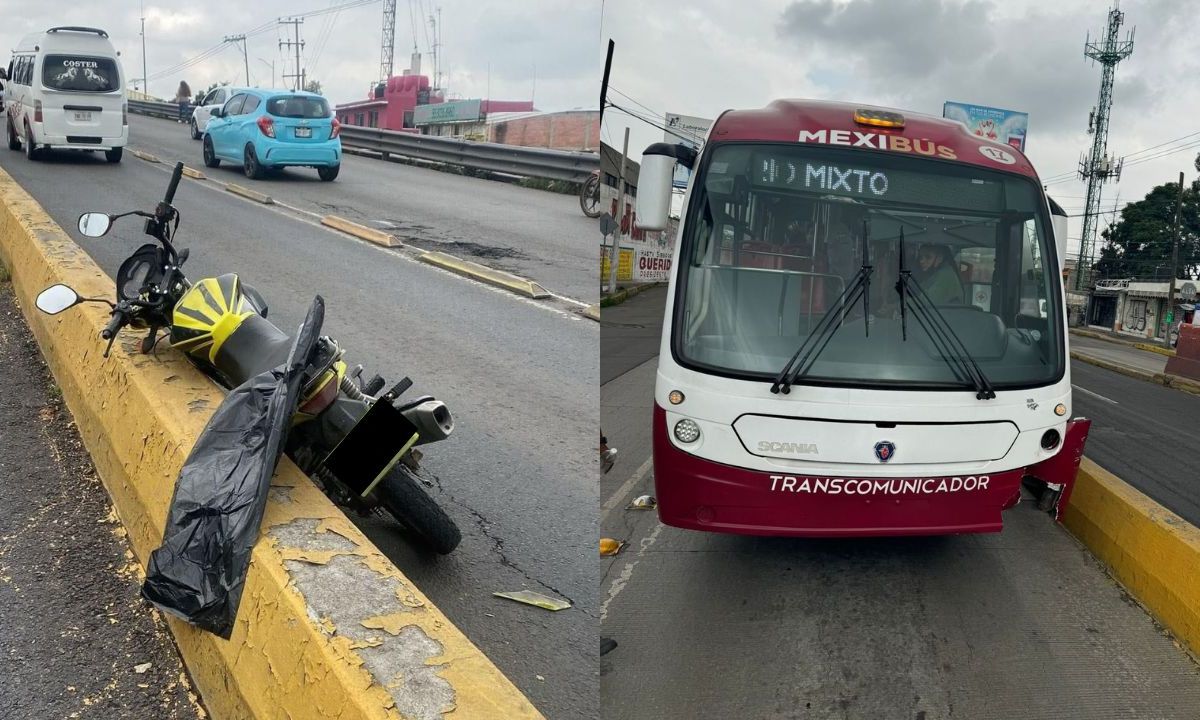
left=1075, top=5, right=1134, bottom=291
left=380, top=0, right=396, bottom=83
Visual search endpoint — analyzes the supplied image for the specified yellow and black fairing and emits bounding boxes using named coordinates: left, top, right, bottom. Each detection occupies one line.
left=170, top=273, right=293, bottom=389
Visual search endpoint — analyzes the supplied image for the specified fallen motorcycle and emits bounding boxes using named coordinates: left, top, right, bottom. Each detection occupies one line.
left=35, top=161, right=461, bottom=634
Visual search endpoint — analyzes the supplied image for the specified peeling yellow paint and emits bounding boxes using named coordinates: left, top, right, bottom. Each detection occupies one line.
left=359, top=614, right=416, bottom=637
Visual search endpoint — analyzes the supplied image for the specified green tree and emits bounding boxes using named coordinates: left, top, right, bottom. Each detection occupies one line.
left=1094, top=179, right=1200, bottom=281
left=303, top=79, right=323, bottom=95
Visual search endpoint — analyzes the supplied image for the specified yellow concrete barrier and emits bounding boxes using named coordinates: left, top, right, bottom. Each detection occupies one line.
left=320, top=215, right=400, bottom=247
left=181, top=166, right=206, bottom=180
left=1063, top=458, right=1200, bottom=660
left=129, top=148, right=161, bottom=163
left=0, top=166, right=544, bottom=720
left=419, top=251, right=549, bottom=299
left=225, top=183, right=275, bottom=205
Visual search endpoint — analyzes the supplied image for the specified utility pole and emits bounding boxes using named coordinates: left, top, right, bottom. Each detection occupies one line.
left=1076, top=5, right=1134, bottom=294
left=608, top=127, right=630, bottom=295
left=224, top=34, right=249, bottom=85
left=1165, top=171, right=1184, bottom=347
left=139, top=3, right=147, bottom=94
left=279, top=18, right=306, bottom=91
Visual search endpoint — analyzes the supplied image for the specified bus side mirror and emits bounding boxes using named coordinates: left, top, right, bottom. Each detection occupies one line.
left=636, top=143, right=696, bottom=231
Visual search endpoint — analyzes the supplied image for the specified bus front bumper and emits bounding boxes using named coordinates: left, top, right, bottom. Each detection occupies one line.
left=652, top=405, right=1090, bottom=537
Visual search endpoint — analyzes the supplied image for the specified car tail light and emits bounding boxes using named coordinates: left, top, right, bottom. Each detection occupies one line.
left=256, top=115, right=275, bottom=138
left=34, top=100, right=42, bottom=123
left=122, top=102, right=128, bottom=126
left=330, top=117, right=341, bottom=139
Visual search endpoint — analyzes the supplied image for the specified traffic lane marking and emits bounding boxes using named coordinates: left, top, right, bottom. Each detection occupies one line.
left=1072, top=383, right=1118, bottom=404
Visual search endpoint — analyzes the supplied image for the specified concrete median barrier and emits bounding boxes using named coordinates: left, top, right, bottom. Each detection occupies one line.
left=419, top=251, right=549, bottom=299
left=0, top=166, right=544, bottom=720
left=226, top=183, right=275, bottom=205
left=321, top=215, right=400, bottom=247
left=1063, top=458, right=1200, bottom=660
left=129, top=148, right=161, bottom=163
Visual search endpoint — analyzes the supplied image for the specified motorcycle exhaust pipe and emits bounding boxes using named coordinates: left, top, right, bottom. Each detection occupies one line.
left=401, top=400, right=454, bottom=444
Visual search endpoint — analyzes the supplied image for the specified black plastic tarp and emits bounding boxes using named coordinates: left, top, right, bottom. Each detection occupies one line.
left=141, top=296, right=325, bottom=638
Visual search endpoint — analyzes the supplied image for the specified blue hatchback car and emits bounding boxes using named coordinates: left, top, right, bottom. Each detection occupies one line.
left=202, top=89, right=341, bottom=181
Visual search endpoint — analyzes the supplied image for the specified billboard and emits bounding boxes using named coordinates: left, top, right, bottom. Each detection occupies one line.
left=414, top=99, right=483, bottom=126
left=664, top=112, right=712, bottom=189
left=943, top=101, right=1029, bottom=152
left=600, top=240, right=674, bottom=282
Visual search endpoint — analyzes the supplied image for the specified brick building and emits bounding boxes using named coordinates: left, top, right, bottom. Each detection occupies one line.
left=488, top=110, right=600, bottom=151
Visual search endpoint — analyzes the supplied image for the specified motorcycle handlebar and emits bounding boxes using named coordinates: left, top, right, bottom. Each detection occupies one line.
left=100, top=309, right=126, bottom=340
left=163, top=162, right=184, bottom=205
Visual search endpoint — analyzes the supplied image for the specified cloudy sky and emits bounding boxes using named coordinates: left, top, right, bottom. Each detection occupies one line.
left=0, top=0, right=600, bottom=111
left=600, top=0, right=1200, bottom=260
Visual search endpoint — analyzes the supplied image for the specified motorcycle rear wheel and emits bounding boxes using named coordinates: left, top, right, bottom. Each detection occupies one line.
left=374, top=465, right=461, bottom=554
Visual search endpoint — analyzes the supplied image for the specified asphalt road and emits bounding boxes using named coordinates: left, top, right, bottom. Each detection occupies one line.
left=599, top=289, right=1200, bottom=719
left=0, top=141, right=598, bottom=719
left=1070, top=354, right=1200, bottom=526
left=1070, top=333, right=1168, bottom=375
left=125, top=114, right=597, bottom=302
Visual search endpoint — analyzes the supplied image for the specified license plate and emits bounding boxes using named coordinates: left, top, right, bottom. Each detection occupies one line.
left=295, top=127, right=312, bottom=138
left=73, top=111, right=93, bottom=122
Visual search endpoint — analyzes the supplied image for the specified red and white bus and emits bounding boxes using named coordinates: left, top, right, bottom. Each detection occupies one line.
left=635, top=99, right=1090, bottom=537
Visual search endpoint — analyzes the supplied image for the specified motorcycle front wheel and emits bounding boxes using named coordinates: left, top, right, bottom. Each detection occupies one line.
left=580, top=173, right=601, bottom=218
left=374, top=465, right=462, bottom=554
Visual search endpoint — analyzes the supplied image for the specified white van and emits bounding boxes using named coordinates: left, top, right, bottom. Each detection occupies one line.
left=5, top=26, right=128, bottom=163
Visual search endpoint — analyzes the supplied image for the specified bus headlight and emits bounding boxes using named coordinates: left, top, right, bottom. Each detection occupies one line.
left=674, top=419, right=701, bottom=444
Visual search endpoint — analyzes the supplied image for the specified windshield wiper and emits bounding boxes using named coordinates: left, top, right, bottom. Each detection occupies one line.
left=771, top=220, right=873, bottom=395
left=894, top=228, right=996, bottom=400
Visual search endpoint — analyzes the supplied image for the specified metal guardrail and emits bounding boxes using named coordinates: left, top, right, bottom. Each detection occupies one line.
left=128, top=98, right=190, bottom=121
left=338, top=126, right=597, bottom=182
left=127, top=99, right=598, bottom=182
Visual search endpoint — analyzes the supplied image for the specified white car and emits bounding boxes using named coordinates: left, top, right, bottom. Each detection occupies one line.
left=190, top=85, right=249, bottom=140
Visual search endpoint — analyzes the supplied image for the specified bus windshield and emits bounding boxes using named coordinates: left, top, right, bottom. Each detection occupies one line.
left=674, top=142, right=1063, bottom=390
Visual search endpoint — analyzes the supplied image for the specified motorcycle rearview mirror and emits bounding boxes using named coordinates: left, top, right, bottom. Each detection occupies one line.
left=77, top=212, right=113, bottom=237
left=36, top=284, right=82, bottom=315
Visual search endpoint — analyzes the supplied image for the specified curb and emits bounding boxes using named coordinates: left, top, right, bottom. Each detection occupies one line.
left=0, top=167, right=545, bottom=720
left=1071, top=351, right=1200, bottom=397
left=1062, top=458, right=1200, bottom=661
left=181, top=166, right=206, bottom=180
left=129, top=149, right=161, bottom=163
left=600, top=282, right=664, bottom=308
left=1134, top=342, right=1177, bottom=358
left=1069, top=328, right=1177, bottom=357
left=225, top=183, right=274, bottom=205
left=582, top=304, right=600, bottom=322
left=320, top=215, right=400, bottom=248
left=419, top=251, right=550, bottom=299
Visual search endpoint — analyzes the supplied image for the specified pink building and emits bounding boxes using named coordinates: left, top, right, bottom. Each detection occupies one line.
left=334, top=74, right=535, bottom=136
left=335, top=74, right=441, bottom=132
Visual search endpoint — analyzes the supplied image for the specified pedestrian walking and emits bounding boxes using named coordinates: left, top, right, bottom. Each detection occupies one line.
left=174, top=81, right=192, bottom=123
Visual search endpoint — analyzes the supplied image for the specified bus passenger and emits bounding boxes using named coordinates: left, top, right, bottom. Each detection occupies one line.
left=917, top=243, right=965, bottom=305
